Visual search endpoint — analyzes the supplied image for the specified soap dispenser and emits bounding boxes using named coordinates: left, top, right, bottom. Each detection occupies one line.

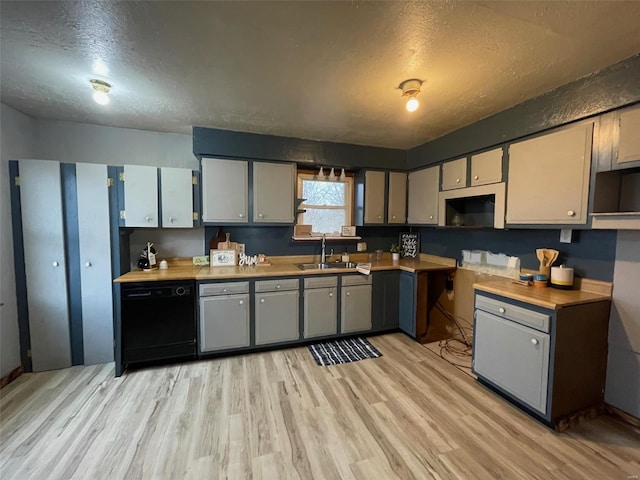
left=341, top=250, right=350, bottom=263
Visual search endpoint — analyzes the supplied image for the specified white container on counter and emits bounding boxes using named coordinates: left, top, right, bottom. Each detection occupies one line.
left=550, top=265, right=574, bottom=289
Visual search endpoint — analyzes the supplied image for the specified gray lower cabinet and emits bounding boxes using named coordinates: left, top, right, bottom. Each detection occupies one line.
left=303, top=276, right=338, bottom=338
left=472, top=291, right=610, bottom=426
left=341, top=275, right=372, bottom=334
left=199, top=282, right=250, bottom=352
left=255, top=279, right=299, bottom=345
left=372, top=271, right=400, bottom=331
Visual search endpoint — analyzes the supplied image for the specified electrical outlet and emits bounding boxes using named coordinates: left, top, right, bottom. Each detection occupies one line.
left=560, top=229, right=572, bottom=244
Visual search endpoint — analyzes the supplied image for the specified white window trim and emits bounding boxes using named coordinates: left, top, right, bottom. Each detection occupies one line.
left=296, top=173, right=354, bottom=232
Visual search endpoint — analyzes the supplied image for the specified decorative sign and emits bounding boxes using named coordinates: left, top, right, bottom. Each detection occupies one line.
left=210, top=249, right=237, bottom=266
left=341, top=225, right=356, bottom=236
left=399, top=232, right=420, bottom=258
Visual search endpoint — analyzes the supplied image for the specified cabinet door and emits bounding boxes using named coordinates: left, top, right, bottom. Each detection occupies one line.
left=441, top=157, right=467, bottom=190
left=255, top=290, right=299, bottom=345
left=123, top=165, right=158, bottom=227
left=407, top=166, right=439, bottom=224
left=18, top=160, right=71, bottom=371
left=617, top=105, right=640, bottom=165
left=201, top=158, right=248, bottom=223
left=363, top=171, right=386, bottom=224
left=199, top=294, right=250, bottom=352
left=160, top=167, right=193, bottom=227
left=341, top=285, right=372, bottom=334
left=471, top=148, right=502, bottom=186
left=387, top=171, right=407, bottom=224
left=398, top=271, right=416, bottom=337
left=372, top=271, right=400, bottom=331
left=76, top=163, right=114, bottom=365
left=304, top=287, right=338, bottom=338
left=507, top=123, right=593, bottom=225
left=253, top=161, right=295, bottom=223
left=473, top=310, right=550, bottom=414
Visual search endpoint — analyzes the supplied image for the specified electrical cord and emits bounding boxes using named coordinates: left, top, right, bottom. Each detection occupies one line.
left=432, top=301, right=474, bottom=369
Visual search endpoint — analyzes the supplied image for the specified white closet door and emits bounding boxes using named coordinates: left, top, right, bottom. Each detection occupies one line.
left=76, top=163, right=114, bottom=365
left=160, top=167, right=193, bottom=227
left=19, top=160, right=71, bottom=371
left=123, top=165, right=158, bottom=227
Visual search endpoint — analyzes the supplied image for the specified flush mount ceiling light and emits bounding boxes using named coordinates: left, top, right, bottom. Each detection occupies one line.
left=399, top=78, right=423, bottom=112
left=90, top=78, right=111, bottom=105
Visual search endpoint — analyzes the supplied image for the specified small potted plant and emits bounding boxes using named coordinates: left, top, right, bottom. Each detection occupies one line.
left=390, top=243, right=401, bottom=261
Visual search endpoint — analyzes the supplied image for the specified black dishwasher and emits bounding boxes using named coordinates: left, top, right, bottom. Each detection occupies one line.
left=121, top=280, right=196, bottom=366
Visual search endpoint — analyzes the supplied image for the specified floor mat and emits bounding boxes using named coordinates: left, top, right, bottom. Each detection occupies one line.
left=308, top=337, right=382, bottom=366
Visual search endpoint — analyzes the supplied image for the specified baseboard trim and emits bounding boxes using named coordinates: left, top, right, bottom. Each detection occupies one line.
left=0, top=365, right=24, bottom=389
left=606, top=403, right=640, bottom=428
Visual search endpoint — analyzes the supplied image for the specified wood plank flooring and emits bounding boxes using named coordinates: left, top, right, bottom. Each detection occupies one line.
left=1, top=333, right=639, bottom=479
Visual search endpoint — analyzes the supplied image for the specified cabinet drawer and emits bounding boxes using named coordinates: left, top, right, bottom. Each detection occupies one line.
left=304, top=276, right=338, bottom=289
left=475, top=295, right=550, bottom=333
left=199, top=281, right=249, bottom=297
left=342, top=274, right=372, bottom=286
left=255, top=278, right=299, bottom=293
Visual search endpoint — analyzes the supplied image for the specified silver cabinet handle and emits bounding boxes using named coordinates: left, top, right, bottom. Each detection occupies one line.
left=531, top=338, right=539, bottom=345
left=392, top=215, right=397, bottom=219
left=239, top=300, right=244, bottom=305
left=258, top=213, right=264, bottom=218
left=377, top=215, right=382, bottom=219
left=276, top=285, right=281, bottom=289
left=456, top=178, right=461, bottom=183
left=169, top=217, right=175, bottom=223
left=474, top=175, right=479, bottom=180
left=238, top=213, right=244, bottom=218
left=346, top=292, right=351, bottom=296
left=567, top=210, right=575, bottom=217
left=329, top=292, right=333, bottom=297
left=498, top=307, right=505, bottom=314
left=85, top=261, right=92, bottom=267
left=223, top=288, right=227, bottom=293
left=429, top=215, right=434, bottom=220
left=260, top=298, right=265, bottom=303
left=52, top=261, right=59, bottom=267
left=145, top=216, right=152, bottom=223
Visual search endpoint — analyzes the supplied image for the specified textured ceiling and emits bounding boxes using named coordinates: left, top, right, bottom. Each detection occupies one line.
left=2, top=1, right=640, bottom=149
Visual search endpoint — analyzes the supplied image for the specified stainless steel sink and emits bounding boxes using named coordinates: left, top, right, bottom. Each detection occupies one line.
left=296, top=262, right=358, bottom=270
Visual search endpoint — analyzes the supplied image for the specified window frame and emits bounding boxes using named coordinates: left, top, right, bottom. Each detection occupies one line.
left=296, top=170, right=354, bottom=234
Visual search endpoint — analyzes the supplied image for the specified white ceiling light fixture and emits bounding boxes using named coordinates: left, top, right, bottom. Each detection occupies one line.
left=399, top=78, right=423, bottom=112
left=90, top=78, right=111, bottom=105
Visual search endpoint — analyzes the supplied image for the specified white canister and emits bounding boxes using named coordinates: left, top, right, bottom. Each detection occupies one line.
left=550, top=265, right=574, bottom=289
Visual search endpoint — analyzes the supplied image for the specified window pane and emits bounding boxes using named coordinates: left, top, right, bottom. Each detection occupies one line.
left=302, top=180, right=345, bottom=207
left=303, top=208, right=346, bottom=234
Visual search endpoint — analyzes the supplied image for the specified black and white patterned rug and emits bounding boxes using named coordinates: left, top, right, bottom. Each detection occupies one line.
left=308, top=337, right=383, bottom=366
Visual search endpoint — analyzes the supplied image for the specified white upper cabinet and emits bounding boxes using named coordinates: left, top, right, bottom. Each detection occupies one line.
left=407, top=165, right=439, bottom=224
left=441, top=157, right=467, bottom=190
left=507, top=122, right=593, bottom=225
left=253, top=161, right=295, bottom=223
left=387, top=171, right=407, bottom=224
left=123, top=165, right=158, bottom=227
left=201, top=157, right=248, bottom=223
left=363, top=170, right=386, bottom=224
left=471, top=148, right=503, bottom=186
left=617, top=105, right=640, bottom=165
left=160, top=167, right=194, bottom=228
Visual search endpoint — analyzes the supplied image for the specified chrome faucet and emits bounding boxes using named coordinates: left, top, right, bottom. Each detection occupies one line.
left=321, top=234, right=333, bottom=263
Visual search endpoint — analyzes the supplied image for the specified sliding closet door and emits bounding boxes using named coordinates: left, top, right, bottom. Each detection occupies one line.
left=18, top=160, right=71, bottom=371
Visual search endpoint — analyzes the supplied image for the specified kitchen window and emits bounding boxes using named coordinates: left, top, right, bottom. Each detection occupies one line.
left=297, top=171, right=353, bottom=234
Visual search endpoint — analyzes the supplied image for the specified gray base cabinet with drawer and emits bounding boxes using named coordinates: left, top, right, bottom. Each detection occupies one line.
left=303, top=276, right=338, bottom=339
left=472, top=291, right=610, bottom=426
left=255, top=279, right=299, bottom=345
left=199, top=282, right=250, bottom=352
left=341, top=275, right=372, bottom=334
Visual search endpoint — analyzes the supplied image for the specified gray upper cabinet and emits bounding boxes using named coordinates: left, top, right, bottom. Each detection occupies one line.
left=363, top=170, right=386, bottom=224
left=506, top=122, right=593, bottom=225
left=253, top=161, right=295, bottom=223
left=616, top=104, right=640, bottom=166
left=201, top=157, right=248, bottom=223
left=407, top=165, right=439, bottom=225
left=18, top=160, right=72, bottom=372
left=441, top=157, right=467, bottom=190
left=387, top=171, right=407, bottom=224
left=160, top=167, right=194, bottom=228
left=470, top=148, right=503, bottom=186
left=123, top=165, right=158, bottom=227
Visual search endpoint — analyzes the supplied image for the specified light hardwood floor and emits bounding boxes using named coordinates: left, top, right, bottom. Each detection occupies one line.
left=1, top=333, right=639, bottom=479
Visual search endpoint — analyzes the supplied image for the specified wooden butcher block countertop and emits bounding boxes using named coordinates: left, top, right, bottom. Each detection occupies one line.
left=114, top=253, right=456, bottom=283
left=474, top=277, right=612, bottom=310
